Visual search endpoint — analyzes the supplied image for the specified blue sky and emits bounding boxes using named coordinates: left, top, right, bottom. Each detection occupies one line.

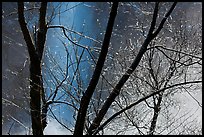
left=2, top=2, right=201, bottom=135
left=42, top=2, right=99, bottom=132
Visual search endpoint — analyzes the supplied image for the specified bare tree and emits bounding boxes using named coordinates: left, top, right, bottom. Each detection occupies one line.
left=3, top=2, right=201, bottom=135
left=89, top=2, right=201, bottom=135
left=18, top=2, right=47, bottom=135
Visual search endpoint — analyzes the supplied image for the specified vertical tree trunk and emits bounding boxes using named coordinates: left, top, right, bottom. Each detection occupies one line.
left=73, top=2, right=119, bottom=135
left=87, top=2, right=177, bottom=135
left=18, top=2, right=47, bottom=135
left=148, top=93, right=163, bottom=135
left=30, top=57, right=44, bottom=135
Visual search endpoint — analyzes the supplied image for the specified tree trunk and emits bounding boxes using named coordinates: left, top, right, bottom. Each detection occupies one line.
left=87, top=2, right=177, bottom=135
left=30, top=57, right=44, bottom=135
left=18, top=2, right=47, bottom=135
left=73, top=2, right=119, bottom=135
left=148, top=93, right=163, bottom=135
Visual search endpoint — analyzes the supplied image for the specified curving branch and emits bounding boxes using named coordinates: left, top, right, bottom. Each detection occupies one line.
left=48, top=25, right=102, bottom=44
left=48, top=107, right=74, bottom=133
left=93, top=80, right=202, bottom=135
left=87, top=2, right=177, bottom=135
left=147, top=46, right=202, bottom=60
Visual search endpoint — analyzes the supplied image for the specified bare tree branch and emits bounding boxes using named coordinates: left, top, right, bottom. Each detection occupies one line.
left=48, top=24, right=102, bottom=43
left=17, top=2, right=36, bottom=61
left=87, top=2, right=177, bottom=135
left=152, top=2, right=177, bottom=37
left=73, top=2, right=119, bottom=135
left=148, top=2, right=159, bottom=35
left=37, top=2, right=48, bottom=60
left=147, top=46, right=202, bottom=60
left=93, top=80, right=201, bottom=135
left=48, top=107, right=73, bottom=133
left=18, top=2, right=48, bottom=134
left=181, top=86, right=202, bottom=107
